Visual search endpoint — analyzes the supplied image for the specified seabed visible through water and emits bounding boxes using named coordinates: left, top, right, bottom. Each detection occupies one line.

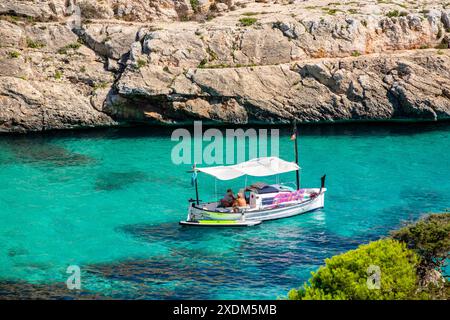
left=0, top=122, right=449, bottom=299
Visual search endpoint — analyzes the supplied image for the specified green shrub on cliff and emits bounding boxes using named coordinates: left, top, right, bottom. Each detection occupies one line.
left=288, top=239, right=419, bottom=300
left=57, top=42, right=82, bottom=54
left=239, top=17, right=257, bottom=27
left=391, top=213, right=450, bottom=299
left=391, top=213, right=450, bottom=273
left=288, top=213, right=450, bottom=300
left=93, top=81, right=109, bottom=91
left=54, top=70, right=63, bottom=80
left=322, top=8, right=342, bottom=15
left=26, top=37, right=45, bottom=49
left=435, top=42, right=448, bottom=50
left=8, top=51, right=20, bottom=59
left=190, top=0, right=200, bottom=13
left=386, top=10, right=400, bottom=18
left=136, top=58, right=147, bottom=69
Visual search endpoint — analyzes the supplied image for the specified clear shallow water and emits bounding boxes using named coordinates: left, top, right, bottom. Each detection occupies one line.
left=0, top=123, right=449, bottom=299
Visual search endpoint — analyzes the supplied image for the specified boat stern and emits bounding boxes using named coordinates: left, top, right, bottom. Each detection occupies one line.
left=312, top=188, right=326, bottom=209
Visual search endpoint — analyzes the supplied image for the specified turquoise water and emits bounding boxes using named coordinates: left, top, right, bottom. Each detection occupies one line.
left=0, top=123, right=449, bottom=299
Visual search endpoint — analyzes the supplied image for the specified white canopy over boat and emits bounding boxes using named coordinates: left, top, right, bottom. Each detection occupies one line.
left=196, top=156, right=300, bottom=180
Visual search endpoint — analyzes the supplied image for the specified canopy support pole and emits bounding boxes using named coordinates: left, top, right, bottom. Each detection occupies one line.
left=293, top=121, right=300, bottom=190
left=195, top=173, right=199, bottom=205
left=214, top=178, right=217, bottom=201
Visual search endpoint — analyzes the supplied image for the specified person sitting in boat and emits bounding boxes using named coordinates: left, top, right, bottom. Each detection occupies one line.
left=235, top=192, right=247, bottom=207
left=220, top=189, right=236, bottom=207
left=231, top=192, right=247, bottom=212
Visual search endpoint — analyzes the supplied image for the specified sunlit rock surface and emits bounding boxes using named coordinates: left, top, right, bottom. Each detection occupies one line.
left=1, top=0, right=450, bottom=132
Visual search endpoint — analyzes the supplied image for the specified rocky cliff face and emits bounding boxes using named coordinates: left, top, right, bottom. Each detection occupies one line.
left=1, top=0, right=450, bottom=132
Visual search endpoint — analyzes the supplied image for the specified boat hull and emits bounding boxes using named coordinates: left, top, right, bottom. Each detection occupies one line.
left=179, top=220, right=262, bottom=227
left=245, top=192, right=324, bottom=221
left=187, top=189, right=325, bottom=223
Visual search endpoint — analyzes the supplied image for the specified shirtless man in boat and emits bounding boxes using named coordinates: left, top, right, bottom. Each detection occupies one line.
left=235, top=192, right=247, bottom=207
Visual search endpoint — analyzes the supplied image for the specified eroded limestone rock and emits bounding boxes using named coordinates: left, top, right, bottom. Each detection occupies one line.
left=1, top=1, right=450, bottom=132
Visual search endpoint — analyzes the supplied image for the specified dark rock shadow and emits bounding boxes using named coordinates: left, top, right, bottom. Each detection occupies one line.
left=0, top=137, right=95, bottom=167
left=94, top=171, right=149, bottom=191
left=0, top=280, right=108, bottom=300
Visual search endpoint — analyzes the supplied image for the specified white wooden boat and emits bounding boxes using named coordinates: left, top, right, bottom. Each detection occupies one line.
left=180, top=157, right=326, bottom=227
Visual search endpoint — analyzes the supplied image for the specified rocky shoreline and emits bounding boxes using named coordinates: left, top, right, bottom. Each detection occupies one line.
left=1, top=0, right=450, bottom=133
